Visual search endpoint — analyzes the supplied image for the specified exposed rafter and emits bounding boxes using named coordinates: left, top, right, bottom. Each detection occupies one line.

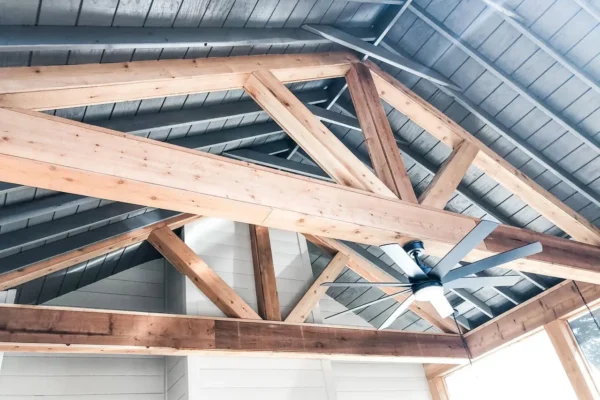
left=0, top=26, right=376, bottom=52
left=368, top=60, right=600, bottom=245
left=408, top=4, right=600, bottom=157
left=0, top=211, right=198, bottom=291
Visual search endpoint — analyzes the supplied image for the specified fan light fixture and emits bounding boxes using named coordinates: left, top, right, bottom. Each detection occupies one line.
left=321, top=220, right=543, bottom=330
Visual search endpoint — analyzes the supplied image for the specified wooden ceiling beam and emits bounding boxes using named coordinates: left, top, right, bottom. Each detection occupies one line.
left=286, top=252, right=348, bottom=323
left=249, top=225, right=281, bottom=321
left=345, top=62, right=417, bottom=202
left=148, top=226, right=260, bottom=320
left=0, top=212, right=198, bottom=291
left=1, top=109, right=600, bottom=284
left=244, top=69, right=395, bottom=198
left=0, top=52, right=356, bottom=110
left=0, top=304, right=468, bottom=363
left=419, top=140, right=479, bottom=209
left=465, top=280, right=600, bottom=359
left=367, top=60, right=600, bottom=246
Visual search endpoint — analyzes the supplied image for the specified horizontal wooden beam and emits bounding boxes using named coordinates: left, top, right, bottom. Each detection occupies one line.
left=2, top=109, right=600, bottom=285
left=0, top=52, right=355, bottom=110
left=465, top=280, right=600, bottom=359
left=367, top=60, right=600, bottom=246
left=0, top=304, right=467, bottom=363
left=0, top=211, right=198, bottom=291
left=148, top=225, right=261, bottom=320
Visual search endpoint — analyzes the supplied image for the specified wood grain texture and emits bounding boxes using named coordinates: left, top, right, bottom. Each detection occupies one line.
left=346, top=62, right=417, bottom=202
left=0, top=52, right=356, bottom=110
left=465, top=281, right=600, bottom=359
left=244, top=69, right=396, bottom=198
left=1, top=109, right=600, bottom=284
left=249, top=225, right=281, bottom=321
left=0, top=304, right=468, bottom=363
left=286, top=252, right=348, bottom=323
left=309, top=236, right=459, bottom=334
left=419, top=140, right=479, bottom=209
left=428, top=377, right=450, bottom=400
left=148, top=226, right=260, bottom=320
left=0, top=213, right=198, bottom=291
left=545, top=320, right=600, bottom=400
left=367, top=60, right=600, bottom=246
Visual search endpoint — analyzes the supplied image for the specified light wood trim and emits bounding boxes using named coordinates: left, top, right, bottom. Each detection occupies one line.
left=286, top=252, right=349, bottom=323
left=346, top=62, right=417, bottom=202
left=367, top=60, right=600, bottom=246
left=424, top=363, right=460, bottom=379
left=428, top=376, right=451, bottom=400
left=465, top=281, right=600, bottom=359
left=545, top=320, right=600, bottom=400
left=0, top=304, right=468, bottom=363
left=0, top=52, right=356, bottom=110
left=148, top=226, right=260, bottom=320
left=309, top=236, right=459, bottom=334
left=249, top=225, right=281, bottom=321
left=244, top=69, right=395, bottom=198
left=419, top=140, right=479, bottom=209
left=0, top=213, right=199, bottom=291
left=2, top=109, right=600, bottom=284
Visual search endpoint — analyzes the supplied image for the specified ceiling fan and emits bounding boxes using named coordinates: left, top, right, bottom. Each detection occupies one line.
left=322, top=220, right=542, bottom=330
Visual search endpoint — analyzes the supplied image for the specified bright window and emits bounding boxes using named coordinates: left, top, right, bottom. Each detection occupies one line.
left=569, top=309, right=600, bottom=387
left=445, top=331, right=577, bottom=400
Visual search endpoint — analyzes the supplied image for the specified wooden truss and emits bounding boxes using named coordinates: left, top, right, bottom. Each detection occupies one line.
left=0, top=52, right=599, bottom=368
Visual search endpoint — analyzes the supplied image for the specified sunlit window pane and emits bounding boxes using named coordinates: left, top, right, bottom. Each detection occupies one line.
left=569, top=309, right=600, bottom=386
left=445, top=331, right=577, bottom=400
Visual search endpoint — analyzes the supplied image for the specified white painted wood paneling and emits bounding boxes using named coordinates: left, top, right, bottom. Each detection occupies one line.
left=0, top=260, right=166, bottom=400
left=331, top=361, right=432, bottom=400
left=183, top=218, right=315, bottom=321
left=182, top=218, right=330, bottom=400
left=45, top=259, right=165, bottom=313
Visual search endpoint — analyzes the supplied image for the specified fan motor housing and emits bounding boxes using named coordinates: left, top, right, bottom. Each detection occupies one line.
left=413, top=281, right=444, bottom=302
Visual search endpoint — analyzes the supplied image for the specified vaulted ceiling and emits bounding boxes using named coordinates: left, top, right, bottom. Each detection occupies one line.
left=0, top=0, right=599, bottom=332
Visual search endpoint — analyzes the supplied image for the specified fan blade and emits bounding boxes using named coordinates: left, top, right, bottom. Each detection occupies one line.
left=444, top=275, right=521, bottom=289
left=324, top=290, right=411, bottom=320
left=442, top=242, right=543, bottom=284
left=320, top=282, right=412, bottom=288
left=429, top=292, right=455, bottom=319
left=380, top=243, right=427, bottom=279
left=429, top=220, right=499, bottom=279
left=378, top=294, right=416, bottom=330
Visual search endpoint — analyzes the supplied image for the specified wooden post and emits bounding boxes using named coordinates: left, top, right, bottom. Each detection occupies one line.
left=249, top=225, right=281, bottom=321
left=545, top=319, right=600, bottom=400
left=428, top=376, right=450, bottom=400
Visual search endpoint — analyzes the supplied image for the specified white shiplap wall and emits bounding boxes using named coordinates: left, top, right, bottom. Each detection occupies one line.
left=179, top=218, right=330, bottom=400
left=0, top=260, right=166, bottom=400
left=168, top=218, right=432, bottom=400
